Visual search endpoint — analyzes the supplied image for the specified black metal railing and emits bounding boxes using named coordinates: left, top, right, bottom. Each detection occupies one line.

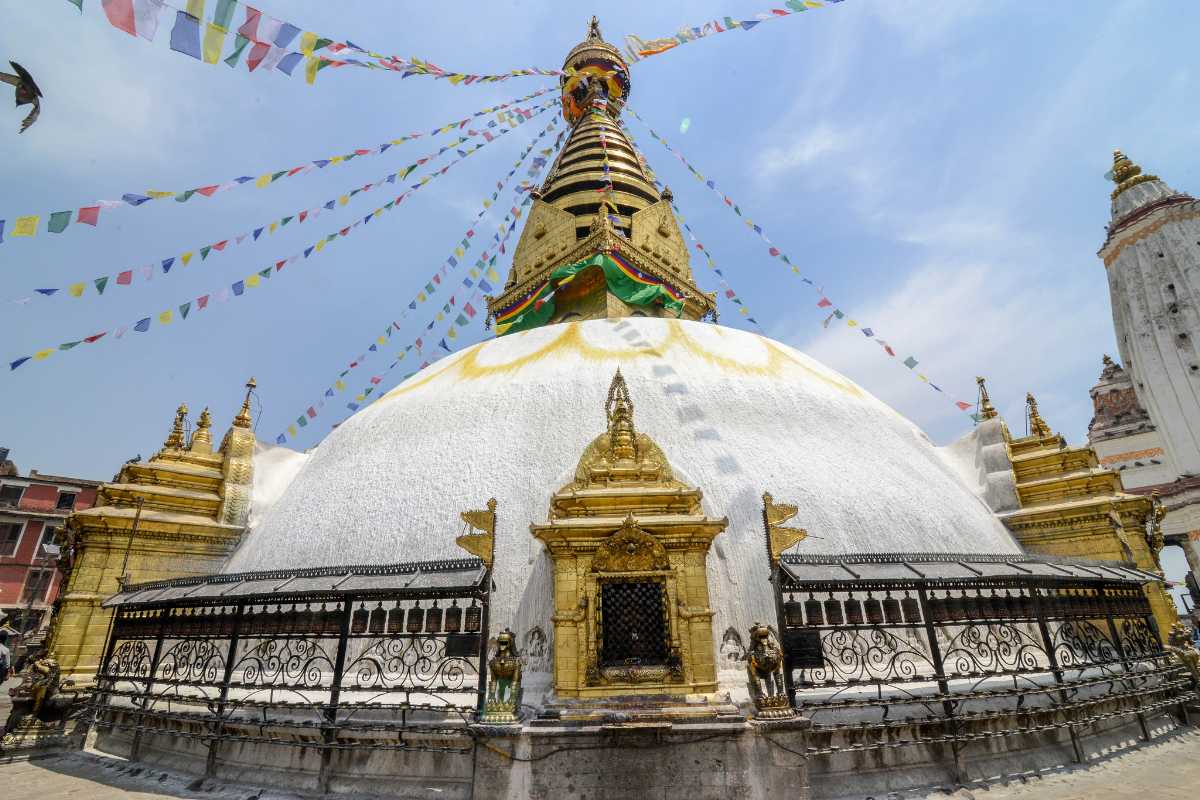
left=90, top=558, right=490, bottom=771
left=773, top=554, right=1197, bottom=768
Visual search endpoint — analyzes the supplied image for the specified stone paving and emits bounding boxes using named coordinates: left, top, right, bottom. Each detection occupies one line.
left=0, top=728, right=1196, bottom=799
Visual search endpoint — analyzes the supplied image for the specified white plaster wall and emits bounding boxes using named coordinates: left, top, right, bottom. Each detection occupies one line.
left=1105, top=195, right=1200, bottom=475
left=1090, top=429, right=1178, bottom=489
left=226, top=318, right=1020, bottom=692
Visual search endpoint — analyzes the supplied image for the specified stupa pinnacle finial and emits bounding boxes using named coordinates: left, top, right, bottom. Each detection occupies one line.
left=1025, top=392, right=1052, bottom=438
left=164, top=403, right=189, bottom=449
left=1110, top=149, right=1157, bottom=199
left=190, top=407, right=213, bottom=452
left=587, top=15, right=603, bottom=41
left=975, top=376, right=998, bottom=420
left=233, top=377, right=256, bottom=429
left=605, top=368, right=638, bottom=461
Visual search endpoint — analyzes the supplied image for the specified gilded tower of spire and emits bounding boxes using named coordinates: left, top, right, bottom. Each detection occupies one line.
left=488, top=19, right=717, bottom=333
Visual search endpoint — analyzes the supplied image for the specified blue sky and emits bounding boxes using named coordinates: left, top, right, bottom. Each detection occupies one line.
left=2, top=2, right=1198, bottom=601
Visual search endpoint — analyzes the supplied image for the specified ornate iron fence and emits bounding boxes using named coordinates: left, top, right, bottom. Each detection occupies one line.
left=92, top=558, right=490, bottom=765
left=773, top=553, right=1197, bottom=766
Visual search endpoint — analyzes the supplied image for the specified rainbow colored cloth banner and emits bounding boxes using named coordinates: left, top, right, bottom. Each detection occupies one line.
left=622, top=1, right=845, bottom=63
left=494, top=252, right=684, bottom=335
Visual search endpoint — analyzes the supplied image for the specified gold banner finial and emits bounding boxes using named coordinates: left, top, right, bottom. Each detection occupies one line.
left=1025, top=392, right=1052, bottom=438
left=190, top=407, right=213, bottom=452
left=164, top=403, right=189, bottom=449
left=762, top=492, right=807, bottom=566
left=233, top=377, right=256, bottom=429
left=1110, top=149, right=1158, bottom=200
left=456, top=498, right=498, bottom=568
left=975, top=376, right=998, bottom=420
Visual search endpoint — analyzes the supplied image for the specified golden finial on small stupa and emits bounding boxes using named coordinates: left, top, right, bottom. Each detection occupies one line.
left=975, top=376, right=998, bottom=420
left=605, top=368, right=638, bottom=461
left=1110, top=149, right=1157, bottom=199
left=190, top=407, right=213, bottom=453
left=233, top=377, right=256, bottom=429
left=1026, top=392, right=1052, bottom=438
left=164, top=403, right=189, bottom=449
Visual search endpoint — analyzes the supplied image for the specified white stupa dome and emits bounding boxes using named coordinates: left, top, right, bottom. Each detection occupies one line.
left=230, top=317, right=1018, bottom=688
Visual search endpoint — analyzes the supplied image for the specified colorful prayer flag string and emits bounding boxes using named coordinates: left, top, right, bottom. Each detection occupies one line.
left=7, top=101, right=558, bottom=306
left=7, top=104, right=553, bottom=373
left=623, top=107, right=977, bottom=419
left=0, top=86, right=554, bottom=245
left=83, top=0, right=563, bottom=85
left=273, top=120, right=565, bottom=444
left=621, top=1, right=846, bottom=64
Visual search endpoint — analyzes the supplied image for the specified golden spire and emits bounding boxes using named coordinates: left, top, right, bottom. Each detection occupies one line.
left=164, top=403, right=189, bottom=449
left=189, top=407, right=213, bottom=453
left=605, top=368, right=638, bottom=461
left=586, top=15, right=603, bottom=41
left=233, top=377, right=256, bottom=429
left=1110, top=149, right=1157, bottom=200
left=975, top=376, right=998, bottom=420
left=1026, top=392, right=1052, bottom=438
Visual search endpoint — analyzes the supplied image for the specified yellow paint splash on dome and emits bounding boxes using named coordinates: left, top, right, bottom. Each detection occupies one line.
left=379, top=321, right=861, bottom=402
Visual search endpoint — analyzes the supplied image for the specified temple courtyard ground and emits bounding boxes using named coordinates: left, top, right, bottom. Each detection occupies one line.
left=0, top=725, right=1195, bottom=799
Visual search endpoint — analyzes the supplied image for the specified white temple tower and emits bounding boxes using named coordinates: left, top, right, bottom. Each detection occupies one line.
left=1094, top=150, right=1200, bottom=612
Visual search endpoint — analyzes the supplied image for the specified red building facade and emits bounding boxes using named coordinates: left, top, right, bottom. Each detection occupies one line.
left=0, top=448, right=101, bottom=635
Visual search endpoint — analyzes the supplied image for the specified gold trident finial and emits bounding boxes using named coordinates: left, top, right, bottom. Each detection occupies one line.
left=1026, top=392, right=1052, bottom=438
left=975, top=376, right=998, bottom=420
left=164, top=403, right=189, bottom=449
left=233, top=377, right=256, bottom=429
left=587, top=15, right=603, bottom=41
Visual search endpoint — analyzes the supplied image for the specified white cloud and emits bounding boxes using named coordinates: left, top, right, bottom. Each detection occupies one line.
left=781, top=259, right=1111, bottom=445
left=754, top=123, right=853, bottom=180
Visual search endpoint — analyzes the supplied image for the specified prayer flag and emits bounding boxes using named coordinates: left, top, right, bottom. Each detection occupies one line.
left=9, top=357, right=31, bottom=370
left=903, top=356, right=918, bottom=369
left=33, top=349, right=54, bottom=361
left=116, top=270, right=133, bottom=285
left=134, top=317, right=151, bottom=332
left=48, top=211, right=71, bottom=233
left=77, top=206, right=100, bottom=226
left=232, top=280, right=245, bottom=296
left=101, top=0, right=136, bottom=36
left=94, top=277, right=109, bottom=294
left=179, top=302, right=191, bottom=319
left=159, top=309, right=173, bottom=324
left=202, top=22, right=228, bottom=63
left=162, top=257, right=175, bottom=273
left=212, top=0, right=236, bottom=27
left=224, top=34, right=250, bottom=66
left=83, top=332, right=106, bottom=343
left=68, top=283, right=85, bottom=298
left=13, top=216, right=39, bottom=237
left=169, top=10, right=202, bottom=60
left=955, top=401, right=973, bottom=411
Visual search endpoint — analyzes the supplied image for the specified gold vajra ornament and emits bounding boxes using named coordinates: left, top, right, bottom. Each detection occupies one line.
left=481, top=627, right=522, bottom=723
left=746, top=622, right=793, bottom=720
left=762, top=492, right=807, bottom=566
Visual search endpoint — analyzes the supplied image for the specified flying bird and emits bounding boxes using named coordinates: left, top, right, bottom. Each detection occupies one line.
left=0, top=61, right=42, bottom=133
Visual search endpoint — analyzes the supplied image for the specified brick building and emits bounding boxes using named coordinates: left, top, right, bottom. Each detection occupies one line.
left=0, top=447, right=101, bottom=636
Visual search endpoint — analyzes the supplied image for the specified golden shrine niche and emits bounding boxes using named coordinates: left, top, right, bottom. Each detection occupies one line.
left=531, top=369, right=727, bottom=698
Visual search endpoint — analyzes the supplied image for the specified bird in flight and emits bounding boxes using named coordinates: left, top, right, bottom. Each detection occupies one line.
left=1, top=61, right=42, bottom=133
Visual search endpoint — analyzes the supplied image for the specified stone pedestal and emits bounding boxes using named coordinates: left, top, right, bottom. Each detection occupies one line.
left=473, top=717, right=810, bottom=800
